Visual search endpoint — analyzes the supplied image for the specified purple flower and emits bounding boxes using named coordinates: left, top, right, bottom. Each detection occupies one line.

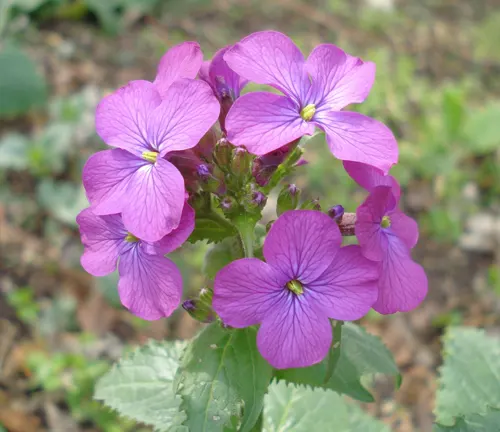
left=76, top=204, right=195, bottom=320
left=199, top=45, right=248, bottom=102
left=343, top=160, right=401, bottom=199
left=154, top=41, right=204, bottom=98
left=83, top=78, right=219, bottom=242
left=223, top=31, right=398, bottom=174
left=356, top=185, right=427, bottom=314
left=213, top=210, right=378, bottom=369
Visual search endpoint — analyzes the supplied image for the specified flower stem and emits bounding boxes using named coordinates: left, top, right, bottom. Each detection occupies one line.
left=323, top=320, right=344, bottom=385
left=234, top=214, right=256, bottom=258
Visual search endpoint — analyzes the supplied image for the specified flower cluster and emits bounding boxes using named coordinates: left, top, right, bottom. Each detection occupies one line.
left=78, top=31, right=427, bottom=369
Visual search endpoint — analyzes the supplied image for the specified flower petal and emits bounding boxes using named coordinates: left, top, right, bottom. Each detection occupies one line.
left=149, top=203, right=195, bottom=255
left=120, top=157, right=185, bottom=242
left=356, top=186, right=396, bottom=261
left=149, top=79, right=220, bottom=155
left=307, top=44, right=375, bottom=110
left=343, top=160, right=401, bottom=199
left=208, top=45, right=248, bottom=99
left=387, top=209, right=419, bottom=250
left=76, top=208, right=126, bottom=276
left=118, top=248, right=182, bottom=320
left=315, top=111, right=398, bottom=174
left=154, top=41, right=203, bottom=98
left=213, top=258, right=287, bottom=328
left=374, top=237, right=428, bottom=314
left=82, top=149, right=144, bottom=216
left=257, top=293, right=331, bottom=369
left=224, top=31, right=309, bottom=103
left=264, top=210, right=342, bottom=283
left=198, top=60, right=210, bottom=82
left=306, top=245, right=378, bottom=320
left=225, top=92, right=314, bottom=155
left=95, top=80, right=161, bottom=156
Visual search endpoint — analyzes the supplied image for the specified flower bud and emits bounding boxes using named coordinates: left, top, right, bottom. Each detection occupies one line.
left=213, top=138, right=232, bottom=169
left=276, top=184, right=301, bottom=216
left=182, top=298, right=214, bottom=323
left=219, top=196, right=239, bottom=217
left=231, top=147, right=252, bottom=177
left=243, top=189, right=267, bottom=212
left=300, top=198, right=321, bottom=211
left=327, top=204, right=344, bottom=222
left=196, top=164, right=221, bottom=193
left=266, top=220, right=275, bottom=232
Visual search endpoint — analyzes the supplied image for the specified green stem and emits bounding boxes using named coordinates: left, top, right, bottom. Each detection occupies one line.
left=323, top=320, right=344, bottom=385
left=249, top=410, right=264, bottom=432
left=237, top=219, right=255, bottom=258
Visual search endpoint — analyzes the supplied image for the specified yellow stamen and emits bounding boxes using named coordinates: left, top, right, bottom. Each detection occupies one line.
left=300, top=104, right=316, bottom=121
left=124, top=232, right=139, bottom=243
left=142, top=151, right=158, bottom=163
left=286, top=279, right=304, bottom=295
left=381, top=215, right=391, bottom=228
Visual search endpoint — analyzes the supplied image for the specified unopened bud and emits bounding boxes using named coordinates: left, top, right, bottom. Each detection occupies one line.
left=213, top=138, right=232, bottom=169
left=295, top=158, right=308, bottom=167
left=193, top=129, right=217, bottom=161
left=266, top=220, right=275, bottom=232
left=327, top=204, right=344, bottom=222
left=277, top=184, right=301, bottom=216
left=196, top=164, right=221, bottom=193
left=300, top=198, right=321, bottom=211
left=182, top=299, right=214, bottom=323
left=231, top=147, right=252, bottom=177
left=219, top=196, right=238, bottom=216
left=251, top=191, right=267, bottom=208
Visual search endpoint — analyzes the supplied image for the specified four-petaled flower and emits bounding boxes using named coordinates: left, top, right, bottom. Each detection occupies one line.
left=76, top=204, right=194, bottom=320
left=84, top=75, right=219, bottom=242
left=213, top=210, right=378, bottom=369
left=347, top=161, right=428, bottom=313
left=224, top=31, right=398, bottom=173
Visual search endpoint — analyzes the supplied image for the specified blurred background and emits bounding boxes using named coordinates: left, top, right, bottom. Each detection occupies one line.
left=0, top=0, right=499, bottom=430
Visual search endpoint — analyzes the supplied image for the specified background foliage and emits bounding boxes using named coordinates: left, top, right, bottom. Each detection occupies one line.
left=1, top=0, right=499, bottom=430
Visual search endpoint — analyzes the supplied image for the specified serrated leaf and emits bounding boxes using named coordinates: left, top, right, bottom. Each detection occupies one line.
left=435, top=327, right=500, bottom=425
left=188, top=214, right=238, bottom=245
left=0, top=46, right=47, bottom=117
left=203, top=236, right=243, bottom=279
left=263, top=381, right=389, bottom=432
left=94, top=340, right=187, bottom=432
left=276, top=322, right=399, bottom=402
left=176, top=324, right=272, bottom=432
left=464, top=101, right=500, bottom=154
left=434, top=408, right=500, bottom=432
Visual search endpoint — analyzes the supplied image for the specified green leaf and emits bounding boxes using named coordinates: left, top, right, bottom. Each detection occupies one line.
left=276, top=323, right=399, bottom=402
left=188, top=213, right=238, bottom=245
left=263, top=382, right=389, bottom=432
left=94, top=340, right=187, bottom=432
left=0, top=46, right=47, bottom=118
left=434, top=409, right=500, bottom=432
left=464, top=101, right=500, bottom=154
left=0, top=133, right=29, bottom=170
left=435, top=327, right=500, bottom=425
left=36, top=180, right=88, bottom=226
left=441, top=86, right=465, bottom=141
left=176, top=324, right=273, bottom=432
left=203, top=236, right=243, bottom=279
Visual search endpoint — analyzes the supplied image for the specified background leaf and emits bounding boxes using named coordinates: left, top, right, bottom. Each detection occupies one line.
left=176, top=324, right=272, bottom=432
left=0, top=46, right=47, bottom=117
left=463, top=101, right=500, bottom=154
left=276, top=323, right=399, bottom=402
left=263, top=381, right=389, bottom=432
left=434, top=408, right=500, bottom=432
left=203, top=237, right=243, bottom=279
left=94, top=340, right=187, bottom=432
left=435, top=327, right=500, bottom=425
left=188, top=214, right=238, bottom=245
